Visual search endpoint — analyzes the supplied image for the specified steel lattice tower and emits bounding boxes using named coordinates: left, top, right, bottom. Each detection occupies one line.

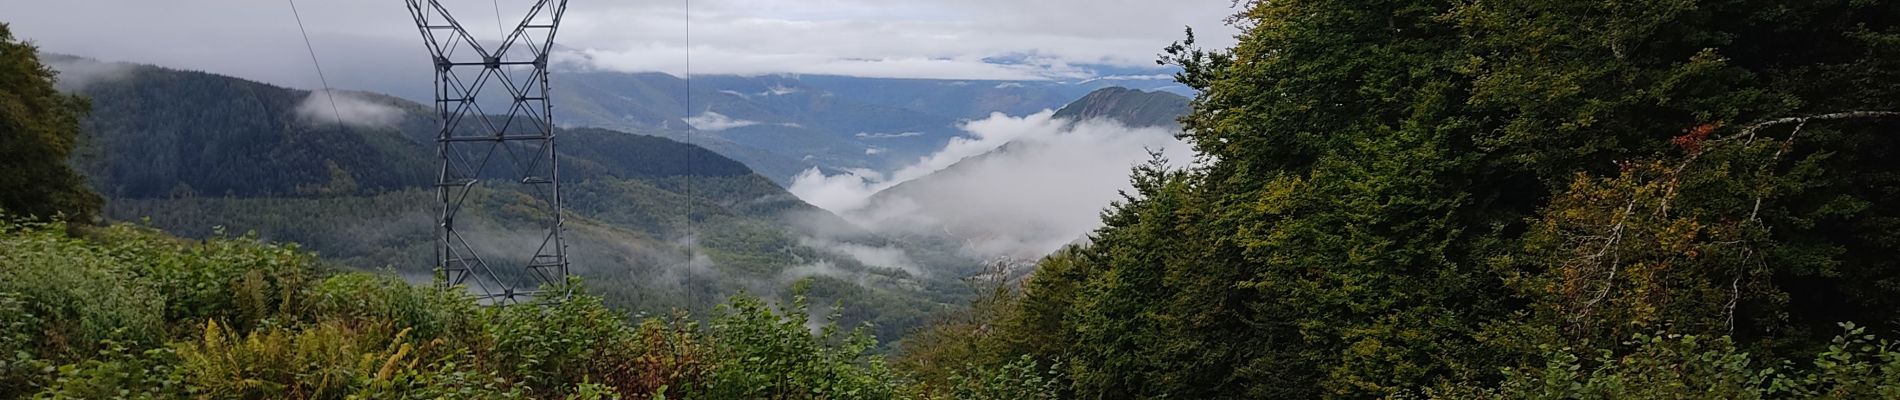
left=404, top=0, right=570, bottom=303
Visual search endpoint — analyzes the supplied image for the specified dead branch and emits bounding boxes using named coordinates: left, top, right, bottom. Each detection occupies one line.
left=1740, top=111, right=1900, bottom=144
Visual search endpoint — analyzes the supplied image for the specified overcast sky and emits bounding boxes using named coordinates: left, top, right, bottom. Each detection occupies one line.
left=1, top=0, right=1241, bottom=91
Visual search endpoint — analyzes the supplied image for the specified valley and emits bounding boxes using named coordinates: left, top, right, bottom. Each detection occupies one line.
left=45, top=54, right=1187, bottom=343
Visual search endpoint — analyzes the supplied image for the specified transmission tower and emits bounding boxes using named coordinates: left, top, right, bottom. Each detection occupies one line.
left=404, top=0, right=571, bottom=304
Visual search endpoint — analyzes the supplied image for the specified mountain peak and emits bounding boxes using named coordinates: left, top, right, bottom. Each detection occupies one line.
left=1051, top=87, right=1190, bottom=128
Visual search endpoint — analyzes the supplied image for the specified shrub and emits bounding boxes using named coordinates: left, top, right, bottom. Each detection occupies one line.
left=307, top=272, right=479, bottom=341
left=1436, top=324, right=1900, bottom=399
left=698, top=294, right=902, bottom=400
left=0, top=221, right=165, bottom=359
left=0, top=293, right=50, bottom=397
left=484, top=291, right=637, bottom=397
left=175, top=319, right=425, bottom=399
left=84, top=224, right=318, bottom=333
left=34, top=341, right=187, bottom=399
left=948, top=355, right=1065, bottom=400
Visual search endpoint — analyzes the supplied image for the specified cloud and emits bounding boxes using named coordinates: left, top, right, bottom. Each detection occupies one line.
left=652, top=236, right=722, bottom=290
left=0, top=0, right=1241, bottom=85
left=780, top=261, right=856, bottom=283
left=883, top=111, right=1046, bottom=182
left=792, top=111, right=1048, bottom=212
left=855, top=131, right=924, bottom=139
left=45, top=57, right=135, bottom=90
left=682, top=111, right=759, bottom=131
left=1077, top=74, right=1175, bottom=84
left=788, top=168, right=885, bottom=212
left=760, top=85, right=800, bottom=96
left=798, top=236, right=920, bottom=274
left=789, top=110, right=1192, bottom=260
left=296, top=89, right=402, bottom=128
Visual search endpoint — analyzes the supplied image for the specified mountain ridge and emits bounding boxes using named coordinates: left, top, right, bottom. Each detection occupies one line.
left=1051, top=86, right=1190, bottom=129
left=49, top=55, right=972, bottom=340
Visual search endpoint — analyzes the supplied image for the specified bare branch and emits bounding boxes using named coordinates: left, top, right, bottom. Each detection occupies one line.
left=1741, top=111, right=1900, bottom=143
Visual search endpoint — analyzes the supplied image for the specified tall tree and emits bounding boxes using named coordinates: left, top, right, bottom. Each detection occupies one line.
left=0, top=22, right=99, bottom=222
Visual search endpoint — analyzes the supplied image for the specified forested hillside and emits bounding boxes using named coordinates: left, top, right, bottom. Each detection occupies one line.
left=45, top=55, right=973, bottom=341
left=898, top=0, right=1900, bottom=398
left=549, top=71, right=1193, bottom=184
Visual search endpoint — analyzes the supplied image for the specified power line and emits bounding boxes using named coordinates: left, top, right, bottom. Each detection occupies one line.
left=684, top=0, right=699, bottom=308
left=285, top=0, right=345, bottom=133
left=491, top=0, right=507, bottom=37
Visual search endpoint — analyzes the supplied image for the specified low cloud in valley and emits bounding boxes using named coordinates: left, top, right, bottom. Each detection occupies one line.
left=790, top=110, right=1192, bottom=260
left=296, top=89, right=402, bottom=128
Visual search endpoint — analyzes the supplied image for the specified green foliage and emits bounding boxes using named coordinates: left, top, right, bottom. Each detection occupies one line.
left=486, top=290, right=638, bottom=396
left=0, top=293, right=51, bottom=397
left=901, top=0, right=1900, bottom=398
left=176, top=320, right=405, bottom=398
left=0, top=220, right=167, bottom=359
left=1436, top=324, right=1900, bottom=399
left=895, top=252, right=1085, bottom=395
left=698, top=294, right=903, bottom=400
left=0, top=219, right=910, bottom=398
left=36, top=342, right=188, bottom=399
left=890, top=282, right=1016, bottom=389
left=91, top=223, right=318, bottom=334
left=1776, top=323, right=1900, bottom=398
left=306, top=272, right=478, bottom=341
left=0, top=23, right=101, bottom=221
left=948, top=355, right=1064, bottom=400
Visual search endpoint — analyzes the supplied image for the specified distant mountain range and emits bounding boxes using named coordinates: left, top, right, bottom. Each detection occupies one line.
left=45, top=52, right=1194, bottom=339
left=546, top=70, right=1192, bottom=184
left=46, top=54, right=972, bottom=341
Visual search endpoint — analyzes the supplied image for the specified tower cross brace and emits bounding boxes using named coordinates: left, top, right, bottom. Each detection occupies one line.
left=404, top=0, right=571, bottom=304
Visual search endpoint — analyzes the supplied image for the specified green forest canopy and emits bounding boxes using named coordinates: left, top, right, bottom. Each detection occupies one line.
left=897, top=0, right=1900, bottom=398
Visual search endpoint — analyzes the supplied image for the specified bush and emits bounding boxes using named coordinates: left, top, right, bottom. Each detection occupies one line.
left=698, top=294, right=903, bottom=400
left=483, top=289, right=639, bottom=397
left=35, top=341, right=187, bottom=399
left=1437, top=324, right=1900, bottom=399
left=0, top=293, right=50, bottom=397
left=948, top=355, right=1065, bottom=400
left=0, top=221, right=165, bottom=359
left=307, top=273, right=478, bottom=341
left=84, top=224, right=318, bottom=333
